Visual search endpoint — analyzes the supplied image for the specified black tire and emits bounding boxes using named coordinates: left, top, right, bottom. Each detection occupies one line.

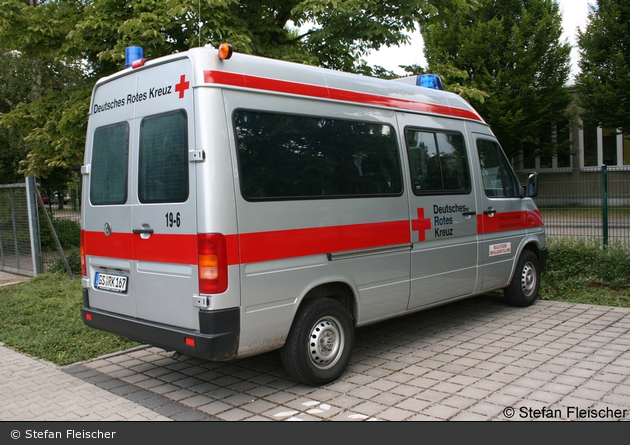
left=504, top=250, right=540, bottom=307
left=281, top=298, right=354, bottom=386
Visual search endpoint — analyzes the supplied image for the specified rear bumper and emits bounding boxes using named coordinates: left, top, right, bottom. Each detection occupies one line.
left=81, top=290, right=239, bottom=361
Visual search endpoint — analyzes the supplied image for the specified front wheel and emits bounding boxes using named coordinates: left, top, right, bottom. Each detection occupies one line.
left=281, top=298, right=354, bottom=386
left=504, top=250, right=540, bottom=307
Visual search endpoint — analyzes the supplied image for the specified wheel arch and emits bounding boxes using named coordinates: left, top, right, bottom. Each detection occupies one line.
left=298, top=280, right=358, bottom=326
left=508, top=236, right=544, bottom=284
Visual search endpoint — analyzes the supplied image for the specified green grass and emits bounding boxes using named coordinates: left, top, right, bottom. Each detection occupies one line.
left=539, top=237, right=630, bottom=308
left=1, top=237, right=628, bottom=366
left=540, top=283, right=630, bottom=307
left=0, top=273, right=139, bottom=365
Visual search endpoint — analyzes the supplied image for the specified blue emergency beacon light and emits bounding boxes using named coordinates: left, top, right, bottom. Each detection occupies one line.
left=125, top=46, right=144, bottom=68
left=417, top=74, right=444, bottom=90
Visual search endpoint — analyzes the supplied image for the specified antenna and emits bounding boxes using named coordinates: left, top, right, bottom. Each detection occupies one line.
left=198, top=0, right=201, bottom=47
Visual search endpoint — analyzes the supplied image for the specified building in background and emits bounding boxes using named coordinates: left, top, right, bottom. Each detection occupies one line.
left=514, top=89, right=630, bottom=208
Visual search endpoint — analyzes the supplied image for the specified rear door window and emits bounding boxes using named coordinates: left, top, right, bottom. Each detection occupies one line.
left=138, top=110, right=189, bottom=203
left=90, top=122, right=130, bottom=205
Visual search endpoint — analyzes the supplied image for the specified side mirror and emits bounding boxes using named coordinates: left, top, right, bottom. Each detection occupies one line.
left=523, top=172, right=539, bottom=198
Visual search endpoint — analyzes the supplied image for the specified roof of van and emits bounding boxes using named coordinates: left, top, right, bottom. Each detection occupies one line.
left=94, top=46, right=486, bottom=124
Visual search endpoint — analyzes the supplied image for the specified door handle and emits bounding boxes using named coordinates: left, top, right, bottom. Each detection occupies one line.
left=462, top=211, right=477, bottom=216
left=484, top=207, right=497, bottom=216
left=133, top=224, right=154, bottom=237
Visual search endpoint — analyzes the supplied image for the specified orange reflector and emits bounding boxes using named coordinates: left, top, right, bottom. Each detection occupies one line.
left=199, top=254, right=219, bottom=280
left=218, top=43, right=233, bottom=60
left=80, top=230, right=86, bottom=277
left=185, top=337, right=195, bottom=347
left=86, top=313, right=92, bottom=321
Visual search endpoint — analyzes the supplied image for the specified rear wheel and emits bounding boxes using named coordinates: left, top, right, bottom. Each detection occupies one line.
left=281, top=298, right=354, bottom=386
left=504, top=250, right=540, bottom=307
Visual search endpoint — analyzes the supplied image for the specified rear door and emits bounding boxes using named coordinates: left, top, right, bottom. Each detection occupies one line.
left=85, top=59, right=198, bottom=329
left=84, top=75, right=136, bottom=317
left=131, top=60, right=199, bottom=329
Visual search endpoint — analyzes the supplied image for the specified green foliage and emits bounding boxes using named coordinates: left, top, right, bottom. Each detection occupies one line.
left=540, top=237, right=630, bottom=307
left=46, top=247, right=82, bottom=276
left=0, top=50, right=81, bottom=183
left=39, top=217, right=81, bottom=251
left=0, top=0, right=88, bottom=179
left=575, top=0, right=630, bottom=131
left=0, top=273, right=139, bottom=365
left=419, top=0, right=573, bottom=162
left=4, top=85, right=90, bottom=178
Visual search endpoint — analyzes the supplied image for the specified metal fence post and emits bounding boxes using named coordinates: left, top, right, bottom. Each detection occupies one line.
left=602, top=164, right=608, bottom=248
left=26, top=176, right=43, bottom=274
left=9, top=188, right=20, bottom=270
left=34, top=181, right=74, bottom=279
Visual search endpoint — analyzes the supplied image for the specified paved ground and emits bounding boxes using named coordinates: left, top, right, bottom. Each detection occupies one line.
left=0, top=271, right=30, bottom=287
left=1, top=279, right=629, bottom=421
left=0, top=344, right=170, bottom=421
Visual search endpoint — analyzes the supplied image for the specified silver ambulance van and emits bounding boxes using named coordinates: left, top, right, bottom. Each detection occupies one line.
left=81, top=45, right=547, bottom=386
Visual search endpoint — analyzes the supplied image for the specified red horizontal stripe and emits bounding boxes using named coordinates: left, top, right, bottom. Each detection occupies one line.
left=84, top=231, right=133, bottom=260
left=238, top=221, right=411, bottom=264
left=84, top=212, right=542, bottom=266
left=204, top=71, right=483, bottom=122
left=133, top=233, right=198, bottom=264
left=478, top=210, right=544, bottom=235
left=84, top=231, right=198, bottom=264
left=83, top=221, right=410, bottom=266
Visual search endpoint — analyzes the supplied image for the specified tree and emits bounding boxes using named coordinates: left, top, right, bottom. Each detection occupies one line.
left=0, top=0, right=477, bottom=178
left=0, top=1, right=88, bottom=179
left=419, top=0, right=572, bottom=164
left=0, top=49, right=84, bottom=183
left=0, top=51, right=31, bottom=183
left=575, top=0, right=630, bottom=132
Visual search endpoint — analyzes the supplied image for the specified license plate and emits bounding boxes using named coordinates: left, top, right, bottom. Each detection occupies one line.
left=94, top=272, right=128, bottom=293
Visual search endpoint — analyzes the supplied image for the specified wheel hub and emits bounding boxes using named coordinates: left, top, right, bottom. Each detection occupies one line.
left=520, top=262, right=536, bottom=297
left=309, top=317, right=344, bottom=370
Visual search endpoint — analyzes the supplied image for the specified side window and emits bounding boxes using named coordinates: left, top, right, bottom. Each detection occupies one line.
left=234, top=111, right=402, bottom=199
left=90, top=122, right=129, bottom=205
left=138, top=110, right=189, bottom=203
left=477, top=139, right=520, bottom=197
left=406, top=129, right=471, bottom=194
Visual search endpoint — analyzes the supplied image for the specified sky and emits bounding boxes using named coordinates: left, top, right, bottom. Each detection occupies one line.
left=364, top=0, right=593, bottom=82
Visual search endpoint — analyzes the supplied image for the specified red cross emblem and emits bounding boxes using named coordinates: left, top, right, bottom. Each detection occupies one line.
left=412, top=208, right=432, bottom=241
left=175, top=74, right=190, bottom=99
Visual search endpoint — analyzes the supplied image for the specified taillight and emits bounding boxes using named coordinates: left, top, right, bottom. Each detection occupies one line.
left=80, top=230, right=87, bottom=276
left=197, top=233, right=228, bottom=294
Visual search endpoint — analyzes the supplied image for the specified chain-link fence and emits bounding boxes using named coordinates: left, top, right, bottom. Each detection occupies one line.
left=37, top=180, right=81, bottom=275
left=525, top=167, right=630, bottom=244
left=0, top=183, right=34, bottom=276
left=1, top=178, right=81, bottom=277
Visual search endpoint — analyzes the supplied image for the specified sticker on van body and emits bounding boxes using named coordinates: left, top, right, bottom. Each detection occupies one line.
left=489, top=242, right=511, bottom=256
